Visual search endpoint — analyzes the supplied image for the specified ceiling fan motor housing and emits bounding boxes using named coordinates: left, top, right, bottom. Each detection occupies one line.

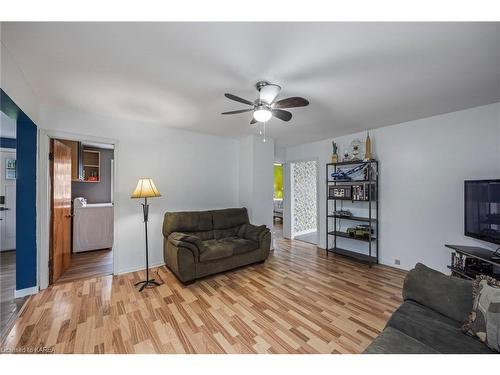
left=255, top=80, right=271, bottom=91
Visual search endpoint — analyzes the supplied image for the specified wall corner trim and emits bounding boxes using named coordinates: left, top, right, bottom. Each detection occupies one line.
left=14, top=286, right=39, bottom=298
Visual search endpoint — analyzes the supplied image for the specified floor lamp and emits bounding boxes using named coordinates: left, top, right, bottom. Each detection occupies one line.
left=131, top=178, right=161, bottom=291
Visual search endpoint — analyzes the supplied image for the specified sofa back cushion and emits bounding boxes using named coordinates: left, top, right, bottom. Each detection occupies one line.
left=212, top=208, right=249, bottom=239
left=163, top=210, right=214, bottom=240
left=403, top=263, right=472, bottom=323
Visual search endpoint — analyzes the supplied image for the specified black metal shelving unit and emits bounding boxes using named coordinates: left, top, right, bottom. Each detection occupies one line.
left=326, top=159, right=379, bottom=265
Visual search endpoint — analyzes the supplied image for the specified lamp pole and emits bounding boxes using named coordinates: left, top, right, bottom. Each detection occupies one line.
left=134, top=196, right=160, bottom=291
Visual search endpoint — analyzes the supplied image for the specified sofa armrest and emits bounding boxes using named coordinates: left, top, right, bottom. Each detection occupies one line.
left=238, top=224, right=269, bottom=243
left=168, top=232, right=205, bottom=258
left=403, top=263, right=472, bottom=323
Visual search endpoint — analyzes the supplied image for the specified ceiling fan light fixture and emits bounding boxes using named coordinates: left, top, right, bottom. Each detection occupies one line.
left=258, top=83, right=281, bottom=104
left=253, top=106, right=272, bottom=122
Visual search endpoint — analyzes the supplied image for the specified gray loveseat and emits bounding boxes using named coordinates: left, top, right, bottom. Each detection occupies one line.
left=163, top=207, right=271, bottom=284
left=364, top=263, right=495, bottom=354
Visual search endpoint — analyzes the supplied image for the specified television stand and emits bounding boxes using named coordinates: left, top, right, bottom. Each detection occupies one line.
left=445, top=244, right=500, bottom=280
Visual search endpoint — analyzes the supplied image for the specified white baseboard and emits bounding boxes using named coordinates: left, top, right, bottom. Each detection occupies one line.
left=116, top=261, right=166, bottom=275
left=293, top=228, right=317, bottom=237
left=15, top=286, right=39, bottom=298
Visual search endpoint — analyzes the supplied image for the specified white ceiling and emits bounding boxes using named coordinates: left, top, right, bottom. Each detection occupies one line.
left=2, top=22, right=500, bottom=147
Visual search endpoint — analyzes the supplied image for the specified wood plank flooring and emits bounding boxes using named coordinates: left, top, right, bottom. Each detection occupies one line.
left=56, top=249, right=113, bottom=284
left=1, top=238, right=406, bottom=354
left=0, top=250, right=28, bottom=343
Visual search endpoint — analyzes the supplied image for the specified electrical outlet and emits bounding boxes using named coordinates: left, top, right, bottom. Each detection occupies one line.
left=394, top=259, right=401, bottom=265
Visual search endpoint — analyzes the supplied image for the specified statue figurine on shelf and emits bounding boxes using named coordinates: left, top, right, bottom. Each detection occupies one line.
left=331, top=140, right=338, bottom=163
left=343, top=149, right=350, bottom=162
left=350, top=138, right=362, bottom=161
left=364, top=131, right=372, bottom=161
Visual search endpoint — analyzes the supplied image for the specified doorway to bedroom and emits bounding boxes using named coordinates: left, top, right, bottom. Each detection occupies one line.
left=290, top=160, right=319, bottom=245
left=49, top=137, right=115, bottom=284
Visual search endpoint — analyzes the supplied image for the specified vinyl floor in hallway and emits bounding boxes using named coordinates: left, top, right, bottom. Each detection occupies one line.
left=0, top=251, right=28, bottom=343
left=1, top=238, right=405, bottom=354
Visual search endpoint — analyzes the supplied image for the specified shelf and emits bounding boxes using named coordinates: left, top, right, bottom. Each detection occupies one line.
left=328, top=215, right=376, bottom=222
left=328, top=230, right=376, bottom=242
left=326, top=247, right=377, bottom=263
left=327, top=180, right=376, bottom=184
left=327, top=197, right=372, bottom=202
left=447, top=266, right=474, bottom=280
left=83, top=164, right=99, bottom=168
left=327, top=159, right=377, bottom=166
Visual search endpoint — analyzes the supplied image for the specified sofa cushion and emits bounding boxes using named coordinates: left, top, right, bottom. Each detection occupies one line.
left=214, top=227, right=240, bottom=240
left=188, top=230, right=214, bottom=241
left=225, top=237, right=260, bottom=255
left=212, top=208, right=249, bottom=229
left=387, top=300, right=493, bottom=353
left=200, top=237, right=259, bottom=262
left=363, top=326, right=438, bottom=354
left=403, top=262, right=472, bottom=323
left=163, top=211, right=214, bottom=239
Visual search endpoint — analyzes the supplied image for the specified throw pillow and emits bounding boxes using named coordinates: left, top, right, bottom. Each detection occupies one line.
left=463, top=275, right=500, bottom=352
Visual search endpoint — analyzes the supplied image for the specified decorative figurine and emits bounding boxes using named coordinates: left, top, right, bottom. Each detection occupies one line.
left=331, top=140, right=338, bottom=163
left=343, top=149, right=350, bottom=162
left=351, top=139, right=362, bottom=161
left=364, top=131, right=372, bottom=161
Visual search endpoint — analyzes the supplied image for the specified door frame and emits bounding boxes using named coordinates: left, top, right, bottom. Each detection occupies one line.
left=38, top=129, right=118, bottom=290
left=285, top=157, right=320, bottom=244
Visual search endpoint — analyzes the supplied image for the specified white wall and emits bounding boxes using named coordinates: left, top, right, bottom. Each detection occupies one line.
left=238, top=135, right=274, bottom=235
left=0, top=40, right=39, bottom=122
left=285, top=103, right=500, bottom=273
left=38, top=103, right=240, bottom=274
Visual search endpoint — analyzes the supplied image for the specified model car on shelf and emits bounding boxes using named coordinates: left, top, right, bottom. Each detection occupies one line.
left=333, top=210, right=352, bottom=217
left=346, top=224, right=374, bottom=239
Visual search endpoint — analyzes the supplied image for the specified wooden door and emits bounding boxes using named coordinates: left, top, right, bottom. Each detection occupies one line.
left=50, top=139, right=72, bottom=283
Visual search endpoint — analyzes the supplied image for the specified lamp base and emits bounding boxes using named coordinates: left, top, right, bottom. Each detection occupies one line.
left=134, top=279, right=160, bottom=292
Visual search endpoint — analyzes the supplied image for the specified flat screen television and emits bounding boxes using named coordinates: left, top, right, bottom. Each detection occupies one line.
left=464, top=179, right=500, bottom=245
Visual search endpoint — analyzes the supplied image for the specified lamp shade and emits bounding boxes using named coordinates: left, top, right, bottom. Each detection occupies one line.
left=131, top=178, right=161, bottom=199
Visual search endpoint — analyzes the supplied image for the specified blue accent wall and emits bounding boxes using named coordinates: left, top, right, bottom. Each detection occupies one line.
left=0, top=137, right=16, bottom=149
left=1, top=89, right=38, bottom=290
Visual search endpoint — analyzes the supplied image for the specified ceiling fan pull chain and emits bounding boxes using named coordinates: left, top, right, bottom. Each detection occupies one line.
left=263, top=122, right=267, bottom=143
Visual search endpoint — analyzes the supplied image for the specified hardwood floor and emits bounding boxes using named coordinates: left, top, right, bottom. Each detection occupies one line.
left=0, top=251, right=28, bottom=343
left=1, top=238, right=406, bottom=354
left=56, top=249, right=113, bottom=284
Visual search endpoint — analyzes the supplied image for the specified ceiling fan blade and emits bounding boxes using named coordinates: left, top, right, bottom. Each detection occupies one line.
left=272, top=109, right=292, bottom=122
left=221, top=108, right=254, bottom=115
left=250, top=118, right=257, bottom=124
left=224, top=93, right=254, bottom=106
left=273, top=97, right=309, bottom=109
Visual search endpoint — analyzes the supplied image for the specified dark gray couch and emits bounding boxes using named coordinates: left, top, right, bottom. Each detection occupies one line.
left=163, top=207, right=271, bottom=284
left=364, top=263, right=495, bottom=354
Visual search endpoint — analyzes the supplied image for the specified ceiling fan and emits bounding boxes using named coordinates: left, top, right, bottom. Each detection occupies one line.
left=221, top=81, right=309, bottom=124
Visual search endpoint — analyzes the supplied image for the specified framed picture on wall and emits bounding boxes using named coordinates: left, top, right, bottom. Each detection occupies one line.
left=6, top=158, right=16, bottom=179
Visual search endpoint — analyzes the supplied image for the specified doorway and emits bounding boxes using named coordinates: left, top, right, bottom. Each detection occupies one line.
left=0, top=109, right=23, bottom=339
left=273, top=163, right=284, bottom=241
left=290, top=160, right=319, bottom=245
left=49, top=138, right=115, bottom=284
